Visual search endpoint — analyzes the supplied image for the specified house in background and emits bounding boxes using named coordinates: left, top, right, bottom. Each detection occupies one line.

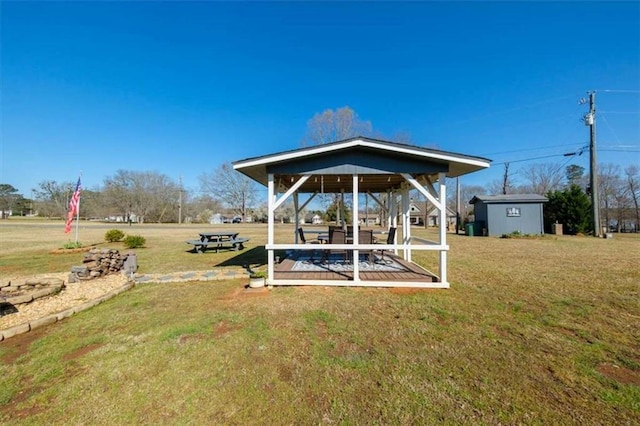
left=304, top=213, right=323, bottom=224
left=469, top=194, right=548, bottom=236
left=358, top=212, right=379, bottom=226
left=406, top=201, right=457, bottom=228
left=209, top=213, right=227, bottom=224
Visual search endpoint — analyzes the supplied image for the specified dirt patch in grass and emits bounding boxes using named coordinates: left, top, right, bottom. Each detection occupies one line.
left=0, top=327, right=48, bottom=364
left=597, top=363, right=640, bottom=386
left=62, top=343, right=105, bottom=361
left=0, top=384, right=47, bottom=420
left=177, top=334, right=206, bottom=344
left=213, top=320, right=241, bottom=337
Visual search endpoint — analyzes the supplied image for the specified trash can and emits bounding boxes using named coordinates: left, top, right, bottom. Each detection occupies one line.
left=465, top=223, right=474, bottom=236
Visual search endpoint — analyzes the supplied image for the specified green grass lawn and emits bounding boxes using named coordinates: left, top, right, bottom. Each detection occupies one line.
left=1, top=219, right=639, bottom=424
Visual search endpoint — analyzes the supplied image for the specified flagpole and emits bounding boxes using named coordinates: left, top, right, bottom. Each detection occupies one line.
left=75, top=172, right=82, bottom=243
left=74, top=192, right=81, bottom=243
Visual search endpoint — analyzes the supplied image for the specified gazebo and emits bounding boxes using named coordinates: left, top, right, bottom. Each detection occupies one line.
left=233, top=137, right=490, bottom=288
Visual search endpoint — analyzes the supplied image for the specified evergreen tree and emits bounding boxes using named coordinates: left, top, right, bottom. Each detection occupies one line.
left=565, top=164, right=585, bottom=187
left=544, top=185, right=592, bottom=235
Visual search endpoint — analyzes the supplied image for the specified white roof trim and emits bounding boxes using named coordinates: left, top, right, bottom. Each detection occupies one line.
left=233, top=138, right=490, bottom=170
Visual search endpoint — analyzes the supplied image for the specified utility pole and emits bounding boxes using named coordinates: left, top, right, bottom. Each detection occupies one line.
left=456, top=177, right=460, bottom=234
left=584, top=91, right=600, bottom=237
left=502, top=163, right=510, bottom=195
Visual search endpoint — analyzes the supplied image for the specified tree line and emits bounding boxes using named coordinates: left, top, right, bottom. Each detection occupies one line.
left=450, top=163, right=639, bottom=234
left=2, top=106, right=638, bottom=232
left=2, top=161, right=637, bottom=234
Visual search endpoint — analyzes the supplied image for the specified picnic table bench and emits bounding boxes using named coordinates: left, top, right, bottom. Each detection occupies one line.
left=186, top=231, right=249, bottom=253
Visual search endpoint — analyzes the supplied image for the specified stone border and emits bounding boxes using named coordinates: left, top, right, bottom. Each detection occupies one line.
left=1, top=278, right=65, bottom=306
left=0, top=267, right=251, bottom=342
left=0, top=280, right=134, bottom=342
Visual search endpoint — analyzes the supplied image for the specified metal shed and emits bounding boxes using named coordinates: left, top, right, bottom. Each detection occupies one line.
left=469, top=194, right=548, bottom=237
left=233, top=137, right=490, bottom=288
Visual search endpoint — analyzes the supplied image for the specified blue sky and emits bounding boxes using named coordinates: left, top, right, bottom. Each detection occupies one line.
left=2, top=1, right=639, bottom=198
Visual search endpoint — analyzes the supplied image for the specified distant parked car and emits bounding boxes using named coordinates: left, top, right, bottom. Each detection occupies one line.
left=232, top=217, right=242, bottom=223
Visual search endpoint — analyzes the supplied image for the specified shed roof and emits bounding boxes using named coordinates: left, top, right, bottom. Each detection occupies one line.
left=233, top=136, right=491, bottom=193
left=469, top=194, right=549, bottom=204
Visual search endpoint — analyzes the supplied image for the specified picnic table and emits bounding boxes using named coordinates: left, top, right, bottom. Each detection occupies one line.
left=186, top=231, right=249, bottom=253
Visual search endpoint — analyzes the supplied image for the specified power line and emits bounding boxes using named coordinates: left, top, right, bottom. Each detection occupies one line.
left=600, top=113, right=623, bottom=146
left=599, top=111, right=640, bottom=114
left=479, top=143, right=583, bottom=156
left=491, top=152, right=580, bottom=166
left=557, top=150, right=583, bottom=172
left=599, top=89, right=640, bottom=94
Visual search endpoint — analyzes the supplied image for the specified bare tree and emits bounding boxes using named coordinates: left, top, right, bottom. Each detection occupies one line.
left=502, top=163, right=511, bottom=195
left=102, top=171, right=133, bottom=219
left=275, top=199, right=296, bottom=224
left=301, top=106, right=375, bottom=223
left=612, top=185, right=632, bottom=232
left=188, top=194, right=223, bottom=224
left=251, top=203, right=268, bottom=223
left=598, top=163, right=622, bottom=231
left=301, top=106, right=373, bottom=146
left=625, top=165, right=639, bottom=231
left=140, top=172, right=181, bottom=223
left=74, top=189, right=102, bottom=220
left=519, top=163, right=564, bottom=195
left=33, top=180, right=75, bottom=218
left=0, top=184, right=20, bottom=218
left=103, top=170, right=180, bottom=223
left=199, top=163, right=258, bottom=222
left=485, top=163, right=517, bottom=195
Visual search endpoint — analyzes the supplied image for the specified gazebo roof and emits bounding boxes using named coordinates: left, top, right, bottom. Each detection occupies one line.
left=233, top=137, right=491, bottom=193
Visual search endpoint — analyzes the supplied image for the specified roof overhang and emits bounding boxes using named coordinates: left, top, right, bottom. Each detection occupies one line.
left=469, top=194, right=549, bottom=204
left=234, top=136, right=491, bottom=193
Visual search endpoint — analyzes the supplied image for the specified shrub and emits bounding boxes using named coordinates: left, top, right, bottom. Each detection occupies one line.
left=501, top=230, right=534, bottom=239
left=250, top=270, right=267, bottom=279
left=62, top=241, right=83, bottom=249
left=544, top=185, right=592, bottom=235
left=104, top=229, right=125, bottom=242
left=123, top=234, right=146, bottom=248
left=501, top=230, right=522, bottom=238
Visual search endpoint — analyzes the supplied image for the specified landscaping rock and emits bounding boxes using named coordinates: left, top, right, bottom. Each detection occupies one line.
left=2, top=322, right=30, bottom=339
left=69, top=249, right=134, bottom=282
left=30, top=315, right=58, bottom=330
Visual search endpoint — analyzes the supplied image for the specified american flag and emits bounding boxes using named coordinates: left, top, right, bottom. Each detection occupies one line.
left=64, top=177, right=82, bottom=233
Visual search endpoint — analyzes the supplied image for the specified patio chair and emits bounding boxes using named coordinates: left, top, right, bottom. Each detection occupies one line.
left=297, top=227, right=307, bottom=244
left=328, top=229, right=350, bottom=264
left=378, top=227, right=397, bottom=263
left=345, top=225, right=361, bottom=240
left=298, top=227, right=321, bottom=262
left=358, top=229, right=374, bottom=264
left=327, top=225, right=342, bottom=242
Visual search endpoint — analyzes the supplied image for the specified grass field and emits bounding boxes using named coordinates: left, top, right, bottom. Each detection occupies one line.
left=1, top=219, right=639, bottom=424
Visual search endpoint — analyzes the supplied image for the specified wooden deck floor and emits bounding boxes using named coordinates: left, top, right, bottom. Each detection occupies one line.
left=273, top=251, right=438, bottom=283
